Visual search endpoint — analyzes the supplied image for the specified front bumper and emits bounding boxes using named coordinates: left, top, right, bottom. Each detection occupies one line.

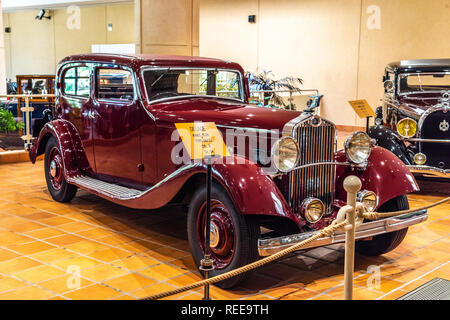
left=408, top=165, right=450, bottom=179
left=257, top=209, right=428, bottom=256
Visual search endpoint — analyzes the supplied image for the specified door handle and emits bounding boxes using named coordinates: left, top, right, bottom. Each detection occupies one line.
left=81, top=110, right=99, bottom=119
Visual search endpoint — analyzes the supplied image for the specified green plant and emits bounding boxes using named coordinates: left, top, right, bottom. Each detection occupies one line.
left=0, top=108, right=23, bottom=134
left=245, top=70, right=303, bottom=109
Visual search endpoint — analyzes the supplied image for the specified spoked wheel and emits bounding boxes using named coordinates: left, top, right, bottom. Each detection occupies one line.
left=356, top=195, right=409, bottom=256
left=44, top=137, right=78, bottom=202
left=187, top=184, right=260, bottom=289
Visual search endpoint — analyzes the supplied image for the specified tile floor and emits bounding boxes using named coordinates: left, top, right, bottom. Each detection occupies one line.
left=0, top=140, right=449, bottom=300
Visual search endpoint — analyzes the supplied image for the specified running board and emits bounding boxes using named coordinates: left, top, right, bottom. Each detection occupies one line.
left=71, top=175, right=147, bottom=200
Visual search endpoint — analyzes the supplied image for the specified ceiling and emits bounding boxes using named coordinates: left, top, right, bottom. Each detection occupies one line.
left=2, top=0, right=133, bottom=12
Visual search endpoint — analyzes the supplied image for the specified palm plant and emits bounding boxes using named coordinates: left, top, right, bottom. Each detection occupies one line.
left=246, top=70, right=303, bottom=109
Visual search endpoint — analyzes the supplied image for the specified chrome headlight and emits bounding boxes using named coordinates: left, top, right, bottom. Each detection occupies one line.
left=345, top=131, right=372, bottom=164
left=357, top=190, right=378, bottom=212
left=302, top=198, right=325, bottom=223
left=397, top=118, right=417, bottom=138
left=271, top=136, right=300, bottom=172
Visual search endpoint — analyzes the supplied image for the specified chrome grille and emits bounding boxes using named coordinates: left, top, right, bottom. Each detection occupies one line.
left=279, top=117, right=336, bottom=215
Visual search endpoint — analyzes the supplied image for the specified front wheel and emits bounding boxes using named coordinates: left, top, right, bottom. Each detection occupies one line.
left=44, top=137, right=78, bottom=203
left=355, top=195, right=409, bottom=256
left=187, top=184, right=260, bottom=289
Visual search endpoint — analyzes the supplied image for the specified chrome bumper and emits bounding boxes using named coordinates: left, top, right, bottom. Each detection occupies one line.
left=257, top=209, right=428, bottom=256
left=408, top=165, right=450, bottom=179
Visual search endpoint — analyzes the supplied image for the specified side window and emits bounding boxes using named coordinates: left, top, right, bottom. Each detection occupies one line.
left=97, top=68, right=134, bottom=101
left=63, top=66, right=91, bottom=97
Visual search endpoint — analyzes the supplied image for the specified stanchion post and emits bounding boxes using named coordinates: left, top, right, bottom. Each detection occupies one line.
left=199, top=156, right=215, bottom=300
left=343, top=175, right=361, bottom=300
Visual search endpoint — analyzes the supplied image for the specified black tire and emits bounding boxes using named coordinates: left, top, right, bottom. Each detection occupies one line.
left=355, top=195, right=409, bottom=256
left=187, top=183, right=260, bottom=289
left=44, top=136, right=78, bottom=203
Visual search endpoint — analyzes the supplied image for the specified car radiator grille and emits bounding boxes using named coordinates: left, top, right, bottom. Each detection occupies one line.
left=277, top=118, right=336, bottom=215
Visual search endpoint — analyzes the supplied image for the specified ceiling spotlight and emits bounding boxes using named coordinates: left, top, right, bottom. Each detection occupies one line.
left=35, top=10, right=52, bottom=20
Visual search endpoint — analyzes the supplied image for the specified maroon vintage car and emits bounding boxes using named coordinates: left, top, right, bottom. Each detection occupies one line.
left=29, top=54, right=427, bottom=288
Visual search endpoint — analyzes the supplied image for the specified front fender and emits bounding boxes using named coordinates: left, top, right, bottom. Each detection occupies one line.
left=212, top=156, right=302, bottom=227
left=335, top=146, right=419, bottom=209
left=368, top=125, right=412, bottom=165
left=28, top=119, right=91, bottom=178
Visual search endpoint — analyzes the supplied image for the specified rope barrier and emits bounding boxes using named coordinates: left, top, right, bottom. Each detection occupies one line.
left=141, top=196, right=450, bottom=300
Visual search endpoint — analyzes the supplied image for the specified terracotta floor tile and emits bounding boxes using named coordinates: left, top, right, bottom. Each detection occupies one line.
left=175, top=292, right=203, bottom=300
left=0, top=285, right=55, bottom=300
left=103, top=273, right=156, bottom=293
left=22, top=211, right=57, bottom=221
left=0, top=257, right=42, bottom=274
left=168, top=256, right=198, bottom=272
left=14, top=265, right=67, bottom=283
left=111, top=255, right=159, bottom=271
left=86, top=248, right=132, bottom=263
left=137, top=264, right=186, bottom=281
left=6, top=222, right=44, bottom=233
left=45, top=234, right=86, bottom=247
left=112, top=294, right=137, bottom=300
left=24, top=228, right=66, bottom=240
left=53, top=256, right=102, bottom=270
left=379, top=289, right=409, bottom=300
left=75, top=228, right=117, bottom=239
left=40, top=216, right=75, bottom=226
left=39, top=275, right=94, bottom=294
left=0, top=275, right=28, bottom=292
left=354, top=274, right=404, bottom=293
left=131, top=282, right=178, bottom=299
left=261, top=283, right=305, bottom=299
left=57, top=221, right=95, bottom=233
left=29, top=248, right=78, bottom=264
left=6, top=241, right=56, bottom=255
left=64, top=240, right=112, bottom=255
left=117, top=239, right=163, bottom=253
left=64, top=283, right=122, bottom=300
left=0, top=248, right=20, bottom=262
left=80, top=264, right=128, bottom=282
left=166, top=272, right=203, bottom=287
left=96, top=234, right=137, bottom=246
left=0, top=231, right=34, bottom=245
left=327, top=285, right=382, bottom=300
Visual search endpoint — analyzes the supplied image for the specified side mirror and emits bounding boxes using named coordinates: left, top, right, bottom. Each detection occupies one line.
left=383, top=80, right=394, bottom=93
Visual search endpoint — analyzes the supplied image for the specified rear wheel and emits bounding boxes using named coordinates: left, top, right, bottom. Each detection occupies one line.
left=187, top=184, right=260, bottom=289
left=44, top=137, right=78, bottom=203
left=355, top=195, right=409, bottom=256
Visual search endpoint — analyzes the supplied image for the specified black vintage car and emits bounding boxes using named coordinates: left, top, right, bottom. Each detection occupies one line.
left=369, top=59, right=450, bottom=181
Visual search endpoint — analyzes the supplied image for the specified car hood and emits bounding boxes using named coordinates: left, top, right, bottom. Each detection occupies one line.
left=147, top=98, right=303, bottom=133
left=396, top=92, right=449, bottom=118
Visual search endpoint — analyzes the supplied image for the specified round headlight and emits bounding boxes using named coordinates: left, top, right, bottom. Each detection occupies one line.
left=272, top=136, right=300, bottom=172
left=396, top=118, right=417, bottom=138
left=357, top=190, right=378, bottom=212
left=345, top=131, right=372, bottom=164
left=302, top=198, right=325, bottom=223
left=414, top=153, right=427, bottom=165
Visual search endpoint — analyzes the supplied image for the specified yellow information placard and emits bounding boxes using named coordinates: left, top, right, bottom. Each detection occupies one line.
left=348, top=100, right=376, bottom=119
left=175, top=122, right=231, bottom=160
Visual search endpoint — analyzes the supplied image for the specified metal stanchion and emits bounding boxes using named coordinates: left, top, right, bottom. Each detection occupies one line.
left=199, top=156, right=215, bottom=300
left=343, top=175, right=362, bottom=300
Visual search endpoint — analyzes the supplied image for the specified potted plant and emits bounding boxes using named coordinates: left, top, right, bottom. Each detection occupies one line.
left=0, top=108, right=25, bottom=150
left=245, top=70, right=303, bottom=110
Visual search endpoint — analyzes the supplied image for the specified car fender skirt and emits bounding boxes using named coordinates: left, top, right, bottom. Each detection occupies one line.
left=335, top=146, right=419, bottom=209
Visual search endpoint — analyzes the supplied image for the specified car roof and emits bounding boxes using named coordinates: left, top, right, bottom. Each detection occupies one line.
left=58, top=53, right=245, bottom=73
left=387, top=59, right=450, bottom=72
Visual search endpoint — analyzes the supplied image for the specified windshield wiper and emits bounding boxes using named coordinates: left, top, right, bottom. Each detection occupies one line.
left=199, top=69, right=218, bottom=88
left=150, top=68, right=171, bottom=87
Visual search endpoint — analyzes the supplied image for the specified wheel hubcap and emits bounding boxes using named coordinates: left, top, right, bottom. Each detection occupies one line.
left=196, top=200, right=236, bottom=270
left=49, top=160, right=57, bottom=177
left=209, top=222, right=220, bottom=248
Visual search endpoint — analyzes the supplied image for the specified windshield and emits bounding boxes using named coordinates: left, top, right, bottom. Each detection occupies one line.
left=398, top=72, right=450, bottom=95
left=143, top=68, right=243, bottom=102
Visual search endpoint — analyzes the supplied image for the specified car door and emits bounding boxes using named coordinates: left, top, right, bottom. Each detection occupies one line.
left=58, top=63, right=96, bottom=171
left=91, top=65, right=143, bottom=185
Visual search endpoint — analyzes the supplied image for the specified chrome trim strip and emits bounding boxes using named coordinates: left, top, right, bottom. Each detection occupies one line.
left=272, top=162, right=359, bottom=178
left=216, top=125, right=278, bottom=135
left=281, top=112, right=313, bottom=136
left=258, top=210, right=428, bottom=256
left=408, top=165, right=450, bottom=178
left=407, top=138, right=450, bottom=143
